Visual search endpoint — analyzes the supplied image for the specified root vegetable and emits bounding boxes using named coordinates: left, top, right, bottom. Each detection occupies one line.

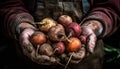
left=64, top=37, right=82, bottom=69
left=53, top=42, right=65, bottom=54
left=66, top=22, right=81, bottom=37
left=37, top=18, right=57, bottom=32
left=48, top=24, right=66, bottom=41
left=30, top=31, right=47, bottom=55
left=58, top=15, right=72, bottom=27
left=79, top=35, right=87, bottom=44
left=30, top=31, right=46, bottom=45
left=38, top=43, right=53, bottom=56
left=66, top=37, right=81, bottom=52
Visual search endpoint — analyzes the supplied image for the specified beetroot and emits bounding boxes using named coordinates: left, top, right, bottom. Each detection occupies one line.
left=48, top=24, right=66, bottom=41
left=38, top=18, right=57, bottom=32
left=58, top=15, right=72, bottom=27
left=38, top=43, right=53, bottom=56
left=66, top=22, right=81, bottom=37
left=66, top=37, right=81, bottom=52
left=52, top=42, right=65, bottom=54
left=79, top=35, right=87, bottom=44
left=30, top=31, right=46, bottom=46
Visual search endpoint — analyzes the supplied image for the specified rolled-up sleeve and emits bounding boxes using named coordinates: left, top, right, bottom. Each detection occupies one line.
left=82, top=0, right=120, bottom=38
left=0, top=0, right=35, bottom=38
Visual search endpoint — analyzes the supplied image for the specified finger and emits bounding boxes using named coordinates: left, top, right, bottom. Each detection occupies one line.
left=37, top=55, right=57, bottom=65
left=24, top=48, right=55, bottom=65
left=37, top=55, right=51, bottom=65
left=28, top=51, right=51, bottom=65
left=59, top=53, right=67, bottom=59
left=87, top=34, right=97, bottom=53
left=69, top=59, right=81, bottom=64
left=68, top=47, right=86, bottom=60
left=20, top=37, right=34, bottom=53
left=20, top=28, right=35, bottom=53
left=64, top=56, right=82, bottom=64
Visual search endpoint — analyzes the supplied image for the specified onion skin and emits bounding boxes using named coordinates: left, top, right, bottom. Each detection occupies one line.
left=30, top=31, right=46, bottom=45
left=38, top=18, right=57, bottom=32
left=58, top=15, right=72, bottom=27
left=66, top=22, right=81, bottom=37
left=66, top=37, right=81, bottom=52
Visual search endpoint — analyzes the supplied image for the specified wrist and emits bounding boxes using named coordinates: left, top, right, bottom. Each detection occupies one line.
left=16, top=23, right=37, bottom=35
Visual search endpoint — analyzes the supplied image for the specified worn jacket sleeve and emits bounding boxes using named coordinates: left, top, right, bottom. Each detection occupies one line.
left=82, top=0, right=120, bottom=38
left=0, top=0, right=35, bottom=38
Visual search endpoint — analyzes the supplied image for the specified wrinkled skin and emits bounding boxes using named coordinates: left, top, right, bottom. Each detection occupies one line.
left=61, top=20, right=103, bottom=64
left=19, top=28, right=58, bottom=65
left=60, top=46, right=86, bottom=64
left=17, top=20, right=102, bottom=65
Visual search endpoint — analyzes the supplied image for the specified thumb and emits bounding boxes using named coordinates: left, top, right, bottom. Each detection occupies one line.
left=19, top=28, right=35, bottom=53
left=86, top=34, right=97, bottom=53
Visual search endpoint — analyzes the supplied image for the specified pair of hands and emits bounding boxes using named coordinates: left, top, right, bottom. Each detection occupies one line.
left=18, top=20, right=103, bottom=65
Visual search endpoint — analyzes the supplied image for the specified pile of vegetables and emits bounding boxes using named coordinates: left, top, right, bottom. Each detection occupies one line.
left=30, top=15, right=86, bottom=67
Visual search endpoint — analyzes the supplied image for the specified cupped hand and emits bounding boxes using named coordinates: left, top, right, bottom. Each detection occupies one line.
left=60, top=20, right=103, bottom=64
left=19, top=28, right=58, bottom=65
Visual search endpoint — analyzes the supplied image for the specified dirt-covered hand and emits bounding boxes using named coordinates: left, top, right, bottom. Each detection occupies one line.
left=60, top=46, right=86, bottom=64
left=81, top=26, right=97, bottom=53
left=60, top=20, right=103, bottom=64
left=19, top=28, right=58, bottom=65
left=81, top=20, right=103, bottom=53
